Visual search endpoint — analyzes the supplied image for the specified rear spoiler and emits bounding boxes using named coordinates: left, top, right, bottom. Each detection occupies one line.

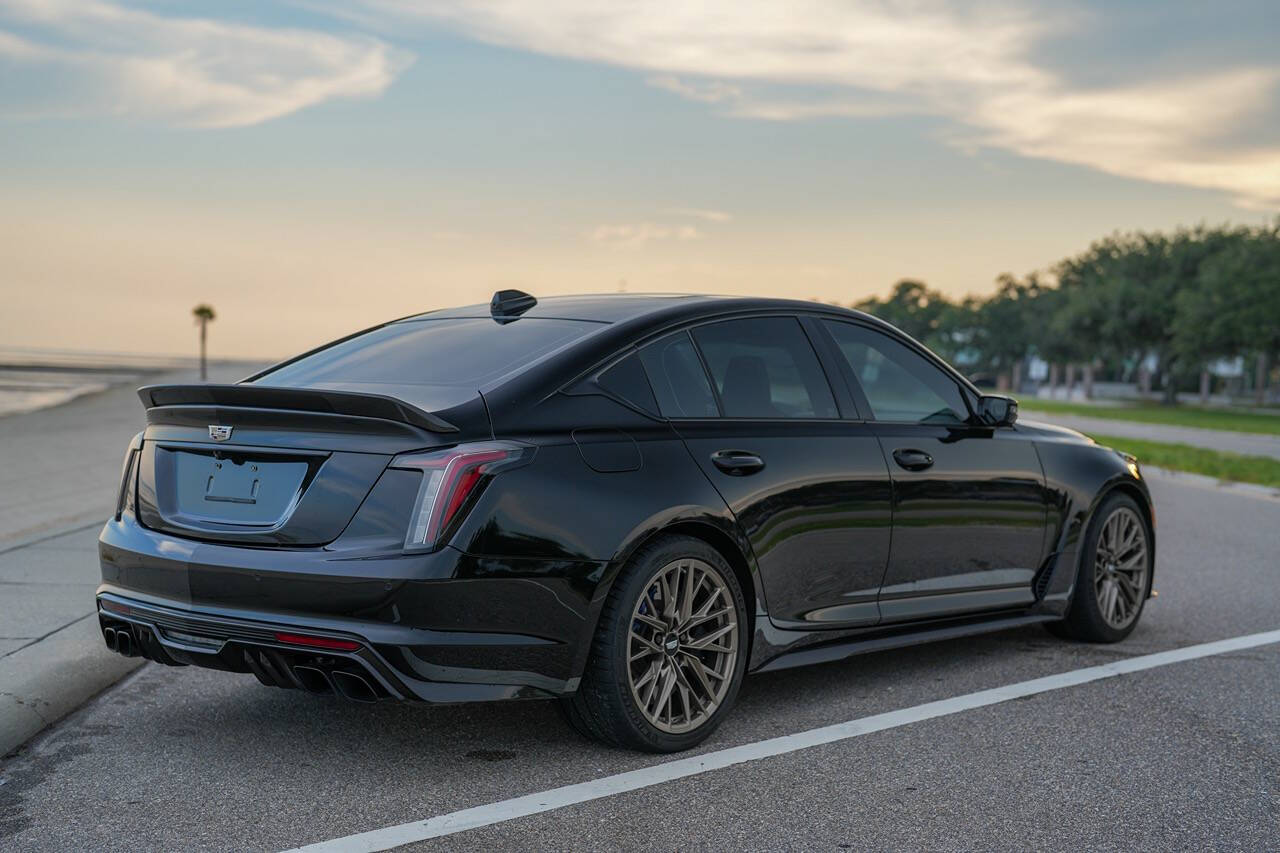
left=137, top=384, right=458, bottom=433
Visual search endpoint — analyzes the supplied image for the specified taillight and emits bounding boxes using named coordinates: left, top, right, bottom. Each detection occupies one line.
left=115, top=432, right=144, bottom=520
left=390, top=441, right=535, bottom=551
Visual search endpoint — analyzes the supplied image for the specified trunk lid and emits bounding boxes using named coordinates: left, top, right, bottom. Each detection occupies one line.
left=133, top=384, right=478, bottom=547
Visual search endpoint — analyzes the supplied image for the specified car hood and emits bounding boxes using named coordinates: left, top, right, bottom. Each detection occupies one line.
left=1014, top=417, right=1094, bottom=444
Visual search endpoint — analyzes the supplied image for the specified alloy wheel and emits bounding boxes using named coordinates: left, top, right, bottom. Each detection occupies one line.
left=1093, top=506, right=1149, bottom=630
left=627, top=557, right=739, bottom=734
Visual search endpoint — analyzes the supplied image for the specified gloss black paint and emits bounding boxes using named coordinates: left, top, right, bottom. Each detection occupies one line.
left=97, top=294, right=1154, bottom=704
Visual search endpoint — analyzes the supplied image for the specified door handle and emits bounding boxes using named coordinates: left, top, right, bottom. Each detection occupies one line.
left=892, top=448, right=934, bottom=471
left=710, top=449, right=766, bottom=476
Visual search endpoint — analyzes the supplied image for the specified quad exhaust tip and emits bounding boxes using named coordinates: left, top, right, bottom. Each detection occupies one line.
left=103, top=625, right=141, bottom=658
left=291, top=665, right=379, bottom=702
left=331, top=670, right=378, bottom=703
left=291, top=665, right=335, bottom=695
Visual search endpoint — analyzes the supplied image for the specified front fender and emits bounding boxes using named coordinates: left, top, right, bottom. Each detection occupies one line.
left=1033, top=436, right=1155, bottom=615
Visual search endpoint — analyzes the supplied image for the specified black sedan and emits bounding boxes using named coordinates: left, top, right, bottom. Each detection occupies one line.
left=97, top=292, right=1155, bottom=752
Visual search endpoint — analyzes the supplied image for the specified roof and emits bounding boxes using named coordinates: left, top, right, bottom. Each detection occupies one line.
left=397, top=292, right=866, bottom=326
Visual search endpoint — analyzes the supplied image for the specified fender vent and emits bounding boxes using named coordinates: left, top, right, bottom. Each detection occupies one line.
left=1033, top=556, right=1058, bottom=600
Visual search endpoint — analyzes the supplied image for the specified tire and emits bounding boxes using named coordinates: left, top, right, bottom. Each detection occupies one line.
left=1049, top=492, right=1153, bottom=643
left=559, top=534, right=749, bottom=752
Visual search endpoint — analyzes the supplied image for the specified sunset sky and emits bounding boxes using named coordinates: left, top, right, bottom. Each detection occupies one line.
left=2, top=0, right=1278, bottom=359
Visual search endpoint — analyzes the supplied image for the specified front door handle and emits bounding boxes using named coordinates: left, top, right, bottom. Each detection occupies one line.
left=711, top=449, right=766, bottom=476
left=892, top=448, right=934, bottom=471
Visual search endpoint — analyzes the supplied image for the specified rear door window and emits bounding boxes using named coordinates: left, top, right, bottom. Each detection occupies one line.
left=637, top=332, right=718, bottom=418
left=691, top=317, right=838, bottom=419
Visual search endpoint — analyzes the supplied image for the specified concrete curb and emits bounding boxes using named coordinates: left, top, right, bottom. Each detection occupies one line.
left=0, top=614, right=144, bottom=758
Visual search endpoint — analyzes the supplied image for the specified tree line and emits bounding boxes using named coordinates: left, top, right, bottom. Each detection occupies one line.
left=850, top=221, right=1280, bottom=405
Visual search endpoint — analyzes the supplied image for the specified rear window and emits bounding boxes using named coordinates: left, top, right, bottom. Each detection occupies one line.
left=254, top=318, right=600, bottom=389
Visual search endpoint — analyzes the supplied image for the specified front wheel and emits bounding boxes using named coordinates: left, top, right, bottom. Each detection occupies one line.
left=1049, top=493, right=1153, bottom=643
left=560, top=535, right=749, bottom=752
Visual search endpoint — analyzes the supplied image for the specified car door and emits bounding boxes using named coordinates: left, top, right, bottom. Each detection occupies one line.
left=637, top=316, right=893, bottom=630
left=820, top=319, right=1049, bottom=623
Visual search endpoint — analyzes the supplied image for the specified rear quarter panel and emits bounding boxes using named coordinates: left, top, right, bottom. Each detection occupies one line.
left=444, top=390, right=754, bottom=679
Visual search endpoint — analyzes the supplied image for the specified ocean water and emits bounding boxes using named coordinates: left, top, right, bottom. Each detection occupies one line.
left=0, top=370, right=112, bottom=415
left=0, top=349, right=194, bottom=417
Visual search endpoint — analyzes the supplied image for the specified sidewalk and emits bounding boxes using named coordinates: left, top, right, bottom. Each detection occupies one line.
left=1019, top=409, right=1280, bottom=461
left=0, top=362, right=263, bottom=756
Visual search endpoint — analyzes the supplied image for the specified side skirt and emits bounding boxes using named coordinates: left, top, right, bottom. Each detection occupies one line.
left=752, top=613, right=1059, bottom=674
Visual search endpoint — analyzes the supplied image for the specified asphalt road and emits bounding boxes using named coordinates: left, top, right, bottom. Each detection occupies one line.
left=2, top=471, right=1277, bottom=852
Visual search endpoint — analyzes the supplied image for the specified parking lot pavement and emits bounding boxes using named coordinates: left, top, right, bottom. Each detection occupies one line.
left=1, top=470, right=1276, bottom=851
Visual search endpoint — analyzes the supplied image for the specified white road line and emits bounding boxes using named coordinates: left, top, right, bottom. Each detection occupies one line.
left=286, top=629, right=1280, bottom=853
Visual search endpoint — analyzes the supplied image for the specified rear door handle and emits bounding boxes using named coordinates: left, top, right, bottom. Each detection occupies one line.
left=711, top=449, right=765, bottom=476
left=892, top=448, right=934, bottom=471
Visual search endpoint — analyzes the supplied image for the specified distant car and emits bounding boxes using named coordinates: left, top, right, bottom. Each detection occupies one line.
left=969, top=372, right=999, bottom=390
left=98, top=292, right=1155, bottom=752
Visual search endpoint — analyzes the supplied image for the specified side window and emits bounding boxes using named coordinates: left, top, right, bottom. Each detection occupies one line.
left=596, top=352, right=658, bottom=414
left=824, top=320, right=969, bottom=424
left=637, top=332, right=718, bottom=418
left=691, top=317, right=838, bottom=419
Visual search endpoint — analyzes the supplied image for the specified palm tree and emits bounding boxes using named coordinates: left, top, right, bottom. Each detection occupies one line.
left=192, top=304, right=216, bottom=381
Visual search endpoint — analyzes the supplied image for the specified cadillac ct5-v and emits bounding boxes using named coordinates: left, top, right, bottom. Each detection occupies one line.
left=97, top=292, right=1155, bottom=752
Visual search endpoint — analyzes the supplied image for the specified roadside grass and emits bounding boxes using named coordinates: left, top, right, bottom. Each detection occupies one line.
left=1021, top=398, right=1280, bottom=436
left=1088, top=433, right=1280, bottom=489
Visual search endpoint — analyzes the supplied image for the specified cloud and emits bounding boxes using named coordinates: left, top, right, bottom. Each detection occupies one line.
left=356, top=0, right=1050, bottom=98
left=589, top=223, right=702, bottom=248
left=663, top=208, right=732, bottom=223
left=725, top=95, right=920, bottom=122
left=647, top=75, right=741, bottom=104
left=0, top=0, right=412, bottom=127
left=353, top=0, right=1280, bottom=209
left=969, top=68, right=1280, bottom=211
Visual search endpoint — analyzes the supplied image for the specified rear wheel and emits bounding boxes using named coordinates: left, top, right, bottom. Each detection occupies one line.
left=1050, top=493, right=1152, bottom=642
left=560, top=535, right=748, bottom=752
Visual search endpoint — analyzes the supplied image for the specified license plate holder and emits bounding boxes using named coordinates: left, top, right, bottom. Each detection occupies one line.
left=205, top=460, right=262, bottom=505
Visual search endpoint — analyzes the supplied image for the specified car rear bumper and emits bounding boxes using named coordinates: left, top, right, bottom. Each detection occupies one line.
left=95, top=512, right=605, bottom=702
left=96, top=589, right=578, bottom=703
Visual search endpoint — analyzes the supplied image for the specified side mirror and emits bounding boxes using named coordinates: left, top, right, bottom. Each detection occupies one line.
left=977, top=394, right=1018, bottom=427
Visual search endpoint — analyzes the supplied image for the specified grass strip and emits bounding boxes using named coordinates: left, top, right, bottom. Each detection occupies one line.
left=1022, top=399, right=1280, bottom=436
left=1088, top=433, right=1280, bottom=489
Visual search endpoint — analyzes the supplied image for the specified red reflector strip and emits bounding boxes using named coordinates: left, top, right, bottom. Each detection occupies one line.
left=100, top=599, right=132, bottom=616
left=273, top=632, right=361, bottom=652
